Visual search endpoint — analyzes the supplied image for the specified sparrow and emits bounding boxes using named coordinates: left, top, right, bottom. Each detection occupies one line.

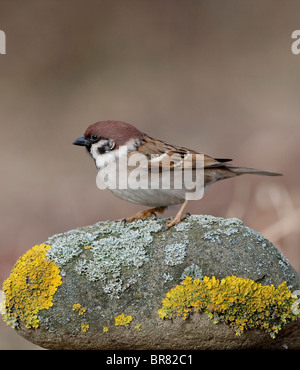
left=73, top=120, right=281, bottom=229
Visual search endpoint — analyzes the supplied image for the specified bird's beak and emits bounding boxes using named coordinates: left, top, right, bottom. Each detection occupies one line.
left=72, top=136, right=89, bottom=146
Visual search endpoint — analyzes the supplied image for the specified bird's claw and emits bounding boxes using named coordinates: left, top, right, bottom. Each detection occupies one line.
left=183, top=212, right=191, bottom=220
left=164, top=212, right=191, bottom=230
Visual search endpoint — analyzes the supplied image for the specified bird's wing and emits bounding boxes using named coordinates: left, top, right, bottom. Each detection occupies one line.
left=127, top=135, right=229, bottom=171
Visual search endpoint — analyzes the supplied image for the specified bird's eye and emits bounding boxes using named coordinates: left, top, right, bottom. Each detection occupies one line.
left=91, top=134, right=99, bottom=141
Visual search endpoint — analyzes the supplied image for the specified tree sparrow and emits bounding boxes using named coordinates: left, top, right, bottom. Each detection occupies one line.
left=73, top=120, right=281, bottom=229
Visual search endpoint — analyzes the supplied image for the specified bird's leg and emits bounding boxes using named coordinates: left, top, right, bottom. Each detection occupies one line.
left=123, top=206, right=167, bottom=223
left=165, top=200, right=189, bottom=229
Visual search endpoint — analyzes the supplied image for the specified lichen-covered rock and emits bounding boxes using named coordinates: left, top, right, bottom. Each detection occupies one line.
left=2, top=215, right=300, bottom=349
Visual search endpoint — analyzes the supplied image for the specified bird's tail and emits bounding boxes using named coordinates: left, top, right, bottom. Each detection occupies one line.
left=229, top=166, right=282, bottom=177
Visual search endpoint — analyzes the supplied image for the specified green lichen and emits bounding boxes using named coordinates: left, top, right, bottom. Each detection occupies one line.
left=2, top=244, right=62, bottom=329
left=158, top=275, right=300, bottom=338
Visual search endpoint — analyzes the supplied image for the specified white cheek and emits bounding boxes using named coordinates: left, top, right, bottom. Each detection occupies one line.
left=93, top=146, right=128, bottom=170
left=90, top=140, right=107, bottom=160
left=90, top=145, right=98, bottom=160
left=91, top=139, right=137, bottom=163
left=95, top=151, right=117, bottom=170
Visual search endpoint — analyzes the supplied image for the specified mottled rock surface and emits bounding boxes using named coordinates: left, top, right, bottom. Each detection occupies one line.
left=2, top=215, right=300, bottom=349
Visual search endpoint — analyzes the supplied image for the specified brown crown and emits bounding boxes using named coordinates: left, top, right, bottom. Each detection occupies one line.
left=84, top=121, right=143, bottom=148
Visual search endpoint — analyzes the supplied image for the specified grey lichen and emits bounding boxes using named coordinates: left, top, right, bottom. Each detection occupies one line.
left=45, top=218, right=163, bottom=298
left=162, top=273, right=174, bottom=282
left=188, top=214, right=243, bottom=228
left=164, top=243, right=187, bottom=266
left=198, top=216, right=241, bottom=243
left=180, top=264, right=203, bottom=281
left=75, top=234, right=149, bottom=281
left=45, top=229, right=93, bottom=267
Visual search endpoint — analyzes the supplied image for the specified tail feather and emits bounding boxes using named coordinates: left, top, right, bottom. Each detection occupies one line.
left=229, top=166, right=282, bottom=177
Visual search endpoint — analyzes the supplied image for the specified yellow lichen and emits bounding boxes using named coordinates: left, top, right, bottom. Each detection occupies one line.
left=158, top=276, right=300, bottom=338
left=135, top=323, right=141, bottom=332
left=103, top=326, right=109, bottom=332
left=72, top=303, right=86, bottom=315
left=81, top=323, right=89, bottom=332
left=114, top=314, right=133, bottom=327
left=2, top=244, right=62, bottom=329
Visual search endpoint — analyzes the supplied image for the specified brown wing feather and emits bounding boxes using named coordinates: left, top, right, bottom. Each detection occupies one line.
left=127, top=134, right=228, bottom=171
left=126, top=134, right=281, bottom=185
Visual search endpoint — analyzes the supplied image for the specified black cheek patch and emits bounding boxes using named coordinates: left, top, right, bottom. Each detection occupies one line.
left=97, top=142, right=112, bottom=154
left=97, top=138, right=115, bottom=154
left=98, top=146, right=107, bottom=155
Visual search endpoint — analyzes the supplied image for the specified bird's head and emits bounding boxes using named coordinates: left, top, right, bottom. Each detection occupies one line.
left=73, top=120, right=143, bottom=160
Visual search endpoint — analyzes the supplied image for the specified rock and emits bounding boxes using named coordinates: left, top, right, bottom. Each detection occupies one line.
left=2, top=215, right=300, bottom=349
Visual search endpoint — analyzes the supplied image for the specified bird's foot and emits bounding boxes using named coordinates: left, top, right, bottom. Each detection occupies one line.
left=122, top=206, right=167, bottom=224
left=164, top=200, right=190, bottom=230
left=164, top=212, right=190, bottom=230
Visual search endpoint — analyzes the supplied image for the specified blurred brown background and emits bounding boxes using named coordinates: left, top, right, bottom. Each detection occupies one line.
left=0, top=0, right=299, bottom=349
